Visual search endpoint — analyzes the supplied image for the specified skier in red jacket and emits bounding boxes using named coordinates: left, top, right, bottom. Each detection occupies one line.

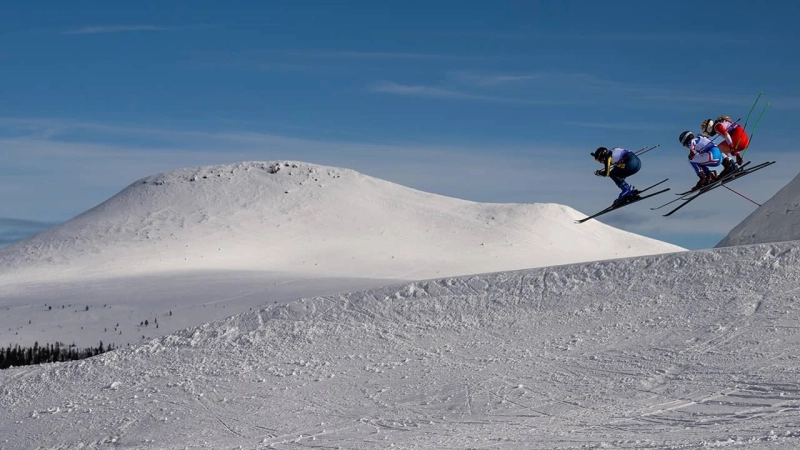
left=701, top=115, right=750, bottom=168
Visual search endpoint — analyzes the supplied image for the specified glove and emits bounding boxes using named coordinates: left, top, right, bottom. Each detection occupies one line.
left=687, top=151, right=695, bottom=160
left=594, top=169, right=605, bottom=177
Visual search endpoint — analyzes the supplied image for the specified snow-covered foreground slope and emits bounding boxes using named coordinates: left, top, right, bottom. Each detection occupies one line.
left=0, top=160, right=683, bottom=349
left=3, top=241, right=800, bottom=449
left=717, top=172, right=800, bottom=248
left=0, top=271, right=399, bottom=348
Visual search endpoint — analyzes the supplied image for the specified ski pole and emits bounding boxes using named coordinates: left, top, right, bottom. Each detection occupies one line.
left=722, top=185, right=761, bottom=207
left=741, top=101, right=769, bottom=158
left=742, top=90, right=763, bottom=131
left=726, top=91, right=761, bottom=155
left=635, top=144, right=660, bottom=156
left=749, top=101, right=769, bottom=141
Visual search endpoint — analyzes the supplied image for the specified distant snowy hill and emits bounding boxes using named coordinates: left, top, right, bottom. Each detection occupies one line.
left=0, top=217, right=53, bottom=248
left=0, top=161, right=683, bottom=284
left=717, top=171, right=800, bottom=247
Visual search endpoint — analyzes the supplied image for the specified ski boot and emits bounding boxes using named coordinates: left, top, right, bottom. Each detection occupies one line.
left=691, top=171, right=718, bottom=191
left=719, top=158, right=740, bottom=178
left=732, top=151, right=744, bottom=166
left=613, top=181, right=637, bottom=206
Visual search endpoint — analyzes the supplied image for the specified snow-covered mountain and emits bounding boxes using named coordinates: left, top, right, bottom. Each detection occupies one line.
left=717, top=171, right=800, bottom=247
left=0, top=161, right=684, bottom=349
left=2, top=240, right=800, bottom=449
left=0, top=161, right=683, bottom=284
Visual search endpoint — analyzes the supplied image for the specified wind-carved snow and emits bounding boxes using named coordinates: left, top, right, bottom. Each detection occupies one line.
left=717, top=171, right=800, bottom=248
left=2, top=241, right=800, bottom=449
left=0, top=160, right=683, bottom=349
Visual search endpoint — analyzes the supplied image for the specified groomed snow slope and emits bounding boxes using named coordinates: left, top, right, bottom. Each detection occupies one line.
left=717, top=172, right=800, bottom=248
left=0, top=161, right=683, bottom=285
left=2, top=241, right=800, bottom=449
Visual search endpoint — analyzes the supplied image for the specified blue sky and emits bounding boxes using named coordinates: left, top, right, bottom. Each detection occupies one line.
left=2, top=1, right=799, bottom=250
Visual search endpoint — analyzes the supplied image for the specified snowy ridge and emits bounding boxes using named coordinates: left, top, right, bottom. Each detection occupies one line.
left=0, top=160, right=683, bottom=285
left=717, top=171, right=800, bottom=248
left=3, top=241, right=800, bottom=449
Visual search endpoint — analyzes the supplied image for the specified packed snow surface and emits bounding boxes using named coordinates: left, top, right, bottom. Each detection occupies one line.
left=0, top=161, right=683, bottom=349
left=2, top=241, right=800, bottom=449
left=718, top=171, right=800, bottom=248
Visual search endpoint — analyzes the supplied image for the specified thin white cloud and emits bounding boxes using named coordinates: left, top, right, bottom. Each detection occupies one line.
left=560, top=121, right=665, bottom=131
left=369, top=81, right=489, bottom=100
left=298, top=51, right=481, bottom=61
left=446, top=71, right=800, bottom=113
left=64, top=25, right=174, bottom=35
left=449, top=70, right=662, bottom=98
left=450, top=70, right=544, bottom=86
left=429, top=30, right=780, bottom=46
left=368, top=81, right=586, bottom=105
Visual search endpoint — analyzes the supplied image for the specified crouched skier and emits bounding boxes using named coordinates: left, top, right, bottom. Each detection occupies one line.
left=591, top=147, right=642, bottom=206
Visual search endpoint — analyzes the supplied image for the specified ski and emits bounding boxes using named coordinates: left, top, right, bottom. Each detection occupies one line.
left=673, top=162, right=753, bottom=196
left=650, top=193, right=690, bottom=211
left=575, top=178, right=670, bottom=224
left=675, top=161, right=771, bottom=202
left=655, top=161, right=765, bottom=211
left=662, top=161, right=775, bottom=217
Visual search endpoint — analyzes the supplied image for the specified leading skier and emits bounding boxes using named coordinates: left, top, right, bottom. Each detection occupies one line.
left=591, top=146, right=641, bottom=205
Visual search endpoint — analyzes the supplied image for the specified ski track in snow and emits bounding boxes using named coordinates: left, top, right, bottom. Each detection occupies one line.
left=3, top=242, right=800, bottom=449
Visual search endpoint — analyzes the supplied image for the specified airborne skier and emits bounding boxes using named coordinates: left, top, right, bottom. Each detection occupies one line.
left=591, top=146, right=642, bottom=206
left=679, top=131, right=727, bottom=191
left=701, top=115, right=749, bottom=167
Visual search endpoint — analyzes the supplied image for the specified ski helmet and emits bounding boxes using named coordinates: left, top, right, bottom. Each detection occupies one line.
left=679, top=131, right=694, bottom=147
left=591, top=147, right=610, bottom=162
left=701, top=118, right=716, bottom=135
